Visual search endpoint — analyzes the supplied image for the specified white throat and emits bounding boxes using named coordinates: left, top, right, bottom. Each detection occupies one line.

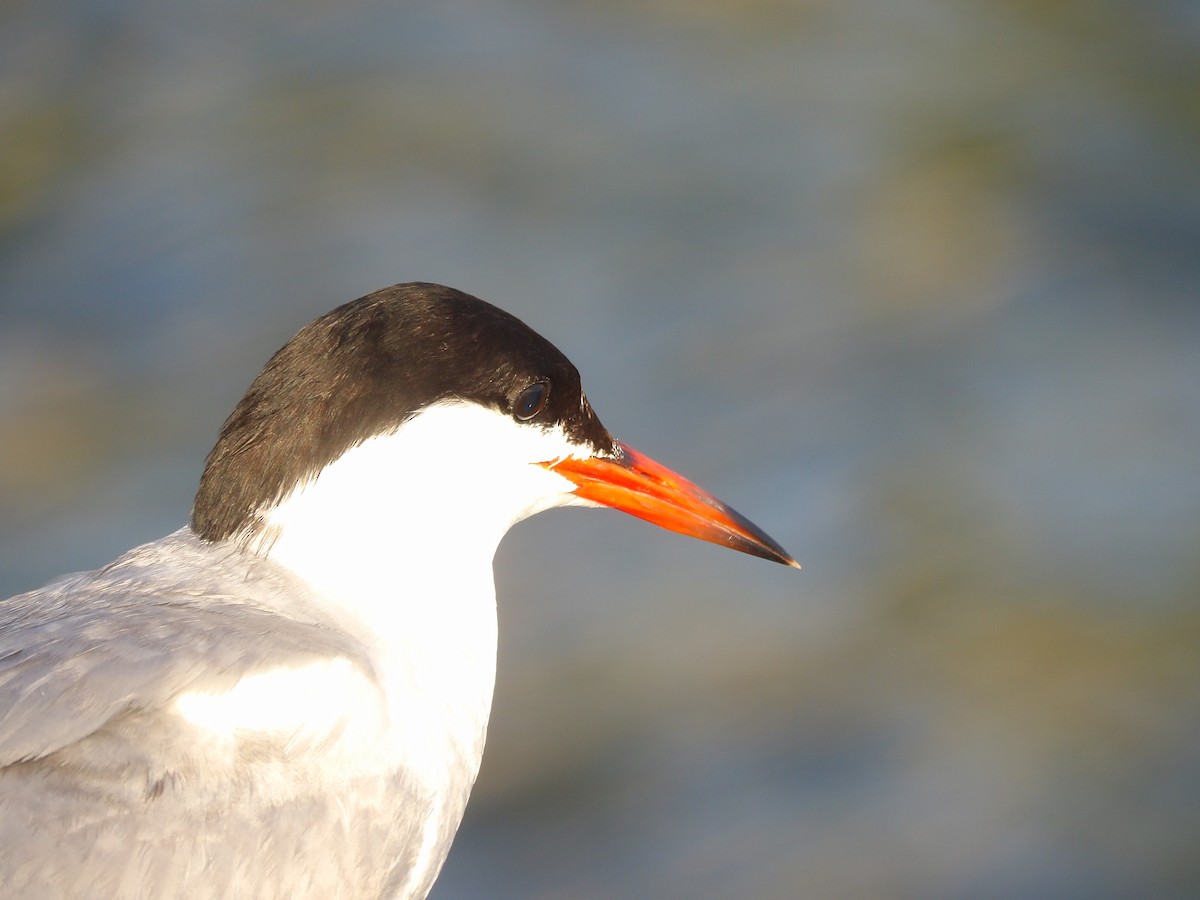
left=252, top=402, right=593, bottom=779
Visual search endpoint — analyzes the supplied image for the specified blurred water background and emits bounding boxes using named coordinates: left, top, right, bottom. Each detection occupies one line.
left=2, top=2, right=1198, bottom=897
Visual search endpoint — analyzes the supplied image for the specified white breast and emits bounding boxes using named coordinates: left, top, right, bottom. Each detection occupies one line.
left=176, top=402, right=591, bottom=897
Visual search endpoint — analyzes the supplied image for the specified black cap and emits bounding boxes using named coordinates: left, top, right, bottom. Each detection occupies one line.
left=192, top=283, right=614, bottom=543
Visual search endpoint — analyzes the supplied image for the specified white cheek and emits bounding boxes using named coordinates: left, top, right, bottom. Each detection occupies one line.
left=261, top=402, right=596, bottom=556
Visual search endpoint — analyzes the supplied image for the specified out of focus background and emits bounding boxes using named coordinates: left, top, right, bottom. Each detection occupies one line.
left=3, top=2, right=1198, bottom=897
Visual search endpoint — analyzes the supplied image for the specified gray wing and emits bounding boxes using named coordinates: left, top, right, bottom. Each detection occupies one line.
left=0, top=529, right=367, bottom=765
left=0, top=531, right=432, bottom=899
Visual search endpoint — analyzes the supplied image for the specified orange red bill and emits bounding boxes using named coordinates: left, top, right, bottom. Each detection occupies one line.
left=544, top=443, right=799, bottom=568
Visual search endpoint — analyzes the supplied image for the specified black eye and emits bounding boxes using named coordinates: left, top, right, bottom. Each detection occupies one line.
left=514, top=380, right=550, bottom=421
left=514, top=381, right=549, bottom=421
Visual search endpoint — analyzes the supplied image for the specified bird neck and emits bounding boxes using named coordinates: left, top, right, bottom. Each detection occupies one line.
left=235, top=404, right=586, bottom=775
left=250, top=428, right=520, bottom=785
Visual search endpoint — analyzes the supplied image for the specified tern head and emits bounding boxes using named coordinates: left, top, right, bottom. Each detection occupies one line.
left=191, top=282, right=797, bottom=569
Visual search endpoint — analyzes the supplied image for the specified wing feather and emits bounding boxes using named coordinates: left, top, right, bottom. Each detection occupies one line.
left=0, top=530, right=368, bottom=766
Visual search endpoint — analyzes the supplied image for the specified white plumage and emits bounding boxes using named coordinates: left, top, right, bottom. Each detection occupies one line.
left=0, top=284, right=795, bottom=899
left=0, top=402, right=595, bottom=899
